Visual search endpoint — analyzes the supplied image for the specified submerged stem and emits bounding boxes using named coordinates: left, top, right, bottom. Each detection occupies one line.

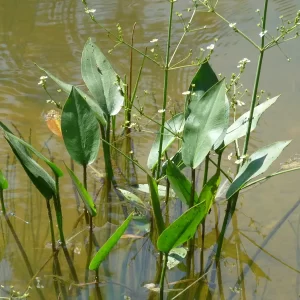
left=159, top=253, right=168, bottom=300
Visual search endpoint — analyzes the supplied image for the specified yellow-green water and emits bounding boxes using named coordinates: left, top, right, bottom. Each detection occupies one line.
left=0, top=0, right=300, bottom=299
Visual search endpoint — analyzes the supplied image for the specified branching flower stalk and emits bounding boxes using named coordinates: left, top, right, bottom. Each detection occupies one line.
left=156, top=0, right=175, bottom=179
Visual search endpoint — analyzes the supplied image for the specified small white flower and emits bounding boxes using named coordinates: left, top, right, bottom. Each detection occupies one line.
left=182, top=91, right=191, bottom=95
left=237, top=100, right=245, bottom=106
left=255, top=9, right=260, bottom=13
left=40, top=76, right=48, bottom=80
left=259, top=30, right=268, bottom=37
left=206, top=44, right=215, bottom=50
left=150, top=39, right=158, bottom=43
left=150, top=48, right=155, bottom=53
left=235, top=158, right=243, bottom=165
left=85, top=8, right=96, bottom=14
left=229, top=23, right=236, bottom=28
left=228, top=153, right=233, bottom=160
left=158, top=109, right=165, bottom=113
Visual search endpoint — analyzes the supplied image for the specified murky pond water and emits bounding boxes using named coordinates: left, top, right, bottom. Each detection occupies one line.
left=1, top=0, right=300, bottom=299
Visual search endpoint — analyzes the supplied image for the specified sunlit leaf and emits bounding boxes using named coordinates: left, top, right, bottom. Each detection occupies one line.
left=147, top=113, right=185, bottom=170
left=65, top=164, right=97, bottom=217
left=223, top=96, right=279, bottom=148
left=61, top=86, right=100, bottom=166
left=167, top=247, right=187, bottom=270
left=44, top=110, right=62, bottom=138
left=82, top=39, right=124, bottom=116
left=198, top=171, right=220, bottom=212
left=0, top=170, right=8, bottom=190
left=135, top=184, right=175, bottom=198
left=226, top=140, right=291, bottom=198
left=166, top=160, right=198, bottom=205
left=117, top=188, right=147, bottom=209
left=157, top=202, right=207, bottom=253
left=182, top=80, right=229, bottom=168
left=89, top=213, right=133, bottom=270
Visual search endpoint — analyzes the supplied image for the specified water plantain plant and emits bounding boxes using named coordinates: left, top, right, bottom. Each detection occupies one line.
left=1, top=0, right=300, bottom=299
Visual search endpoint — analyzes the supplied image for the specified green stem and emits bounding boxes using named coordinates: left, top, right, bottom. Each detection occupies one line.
left=242, top=0, right=268, bottom=157
left=0, top=189, right=6, bottom=216
left=156, top=0, right=174, bottom=179
left=159, top=253, right=168, bottom=300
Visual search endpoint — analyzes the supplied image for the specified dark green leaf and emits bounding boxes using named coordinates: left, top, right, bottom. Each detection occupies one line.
left=182, top=80, right=229, bottom=168
left=3, top=131, right=56, bottom=200
left=82, top=39, right=124, bottom=116
left=147, top=175, right=165, bottom=235
left=226, top=140, right=291, bottom=198
left=36, top=64, right=106, bottom=125
left=89, top=213, right=133, bottom=270
left=157, top=202, right=207, bottom=253
left=147, top=113, right=185, bottom=170
left=65, top=164, right=97, bottom=217
left=166, top=161, right=198, bottom=205
left=61, top=86, right=100, bottom=166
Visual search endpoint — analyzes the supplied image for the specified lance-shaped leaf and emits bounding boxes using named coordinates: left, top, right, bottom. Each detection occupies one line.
left=147, top=175, right=165, bottom=235
left=147, top=113, right=185, bottom=170
left=226, top=140, right=291, bottom=199
left=2, top=131, right=56, bottom=200
left=223, top=96, right=279, bottom=147
left=157, top=201, right=207, bottom=253
left=166, top=161, right=198, bottom=205
left=184, top=61, right=219, bottom=117
left=89, top=213, right=133, bottom=270
left=61, top=86, right=101, bottom=166
left=81, top=39, right=124, bottom=116
left=0, top=170, right=8, bottom=190
left=36, top=64, right=106, bottom=125
left=197, top=172, right=220, bottom=212
left=161, top=148, right=185, bottom=177
left=65, top=164, right=97, bottom=217
left=182, top=79, right=229, bottom=168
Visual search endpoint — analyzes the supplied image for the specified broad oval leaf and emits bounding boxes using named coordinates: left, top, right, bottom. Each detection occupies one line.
left=157, top=202, right=207, bottom=253
left=117, top=188, right=147, bottom=209
left=166, top=160, right=198, bottom=205
left=147, top=113, right=185, bottom=170
left=0, top=170, right=8, bottom=190
left=61, top=86, right=100, bottom=166
left=82, top=39, right=124, bottom=116
left=89, top=213, right=133, bottom=270
left=226, top=140, right=291, bottom=199
left=197, top=171, right=220, bottom=212
left=36, top=64, right=106, bottom=126
left=182, top=79, right=229, bottom=168
left=223, top=95, right=279, bottom=147
left=65, top=164, right=97, bottom=217
left=184, top=61, right=219, bottom=118
left=3, top=131, right=56, bottom=200
left=147, top=175, right=165, bottom=235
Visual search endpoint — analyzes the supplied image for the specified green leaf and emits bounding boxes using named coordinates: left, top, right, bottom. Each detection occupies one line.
left=82, top=39, right=124, bottom=116
left=2, top=130, right=55, bottom=200
left=166, top=161, right=198, bottom=205
left=226, top=140, right=291, bottom=199
left=182, top=79, right=229, bottom=168
left=197, top=172, right=221, bottom=212
left=1, top=130, right=63, bottom=178
left=184, top=61, right=219, bottom=117
left=89, top=213, right=133, bottom=270
left=65, top=164, right=97, bottom=217
left=161, top=148, right=186, bottom=177
left=0, top=170, right=8, bottom=190
left=147, top=113, right=185, bottom=170
left=117, top=188, right=147, bottom=209
left=167, top=247, right=187, bottom=270
left=147, top=175, right=165, bottom=235
left=157, top=202, right=207, bottom=253
left=61, top=86, right=101, bottom=166
left=36, top=64, right=106, bottom=126
left=223, top=96, right=279, bottom=147
left=136, top=184, right=175, bottom=198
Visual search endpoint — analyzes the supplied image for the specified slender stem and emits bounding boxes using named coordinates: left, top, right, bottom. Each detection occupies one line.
left=156, top=0, right=174, bottom=179
left=242, top=0, right=268, bottom=157
left=190, top=168, right=196, bottom=208
left=0, top=189, right=6, bottom=216
left=159, top=253, right=168, bottom=300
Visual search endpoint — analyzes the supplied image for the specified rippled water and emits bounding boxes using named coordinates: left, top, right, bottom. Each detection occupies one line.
left=1, top=0, right=300, bottom=299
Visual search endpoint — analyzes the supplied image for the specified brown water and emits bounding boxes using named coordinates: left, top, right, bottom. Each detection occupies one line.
left=1, top=0, right=300, bottom=299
